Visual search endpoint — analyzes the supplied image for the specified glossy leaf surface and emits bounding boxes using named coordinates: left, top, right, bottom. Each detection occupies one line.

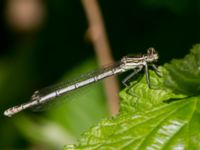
left=65, top=46, right=200, bottom=150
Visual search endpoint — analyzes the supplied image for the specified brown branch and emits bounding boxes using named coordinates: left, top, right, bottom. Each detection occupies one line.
left=81, top=0, right=119, bottom=115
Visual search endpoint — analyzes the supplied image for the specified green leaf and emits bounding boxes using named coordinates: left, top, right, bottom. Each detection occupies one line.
left=64, top=45, right=200, bottom=150
left=164, top=44, right=200, bottom=95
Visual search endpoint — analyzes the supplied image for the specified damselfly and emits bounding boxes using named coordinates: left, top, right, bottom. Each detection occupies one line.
left=4, top=48, right=159, bottom=117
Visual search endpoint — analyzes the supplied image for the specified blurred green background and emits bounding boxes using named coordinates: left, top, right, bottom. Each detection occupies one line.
left=0, top=0, right=200, bottom=149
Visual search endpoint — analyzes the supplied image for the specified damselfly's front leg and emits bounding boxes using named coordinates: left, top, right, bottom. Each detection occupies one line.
left=145, top=63, right=162, bottom=89
left=151, top=64, right=162, bottom=77
left=144, top=62, right=151, bottom=88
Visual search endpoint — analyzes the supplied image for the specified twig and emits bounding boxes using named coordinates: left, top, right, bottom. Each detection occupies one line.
left=81, top=0, right=119, bottom=115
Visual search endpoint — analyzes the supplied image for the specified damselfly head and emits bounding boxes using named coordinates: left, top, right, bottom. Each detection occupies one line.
left=146, top=48, right=159, bottom=63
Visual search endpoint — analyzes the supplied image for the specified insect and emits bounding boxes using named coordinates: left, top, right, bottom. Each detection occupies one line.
left=4, top=48, right=159, bottom=117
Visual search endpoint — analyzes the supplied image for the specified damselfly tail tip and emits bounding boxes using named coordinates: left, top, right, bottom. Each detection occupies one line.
left=4, top=108, right=12, bottom=117
left=3, top=106, right=20, bottom=117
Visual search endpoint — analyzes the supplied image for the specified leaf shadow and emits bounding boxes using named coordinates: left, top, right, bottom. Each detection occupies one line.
left=163, top=96, right=192, bottom=103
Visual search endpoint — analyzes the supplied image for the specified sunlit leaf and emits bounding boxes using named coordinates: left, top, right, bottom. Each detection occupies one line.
left=64, top=45, right=200, bottom=149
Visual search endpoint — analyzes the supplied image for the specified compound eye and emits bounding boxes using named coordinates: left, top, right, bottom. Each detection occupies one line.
left=147, top=48, right=156, bottom=55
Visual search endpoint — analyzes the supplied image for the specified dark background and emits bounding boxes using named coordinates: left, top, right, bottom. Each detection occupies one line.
left=0, top=0, right=200, bottom=149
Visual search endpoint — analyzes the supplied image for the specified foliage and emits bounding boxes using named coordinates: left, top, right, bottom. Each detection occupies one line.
left=64, top=45, right=200, bottom=149
left=164, top=44, right=200, bottom=95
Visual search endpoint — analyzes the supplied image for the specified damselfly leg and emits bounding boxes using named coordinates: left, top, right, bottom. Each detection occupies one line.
left=122, top=63, right=160, bottom=88
left=151, top=64, right=162, bottom=77
left=144, top=62, right=151, bottom=88
left=122, top=66, right=143, bottom=87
